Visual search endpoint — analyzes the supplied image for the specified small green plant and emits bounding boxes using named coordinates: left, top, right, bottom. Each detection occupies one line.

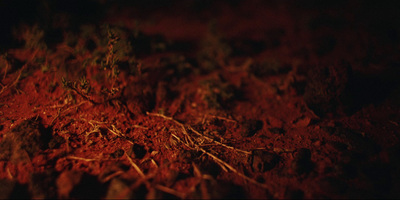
left=61, top=24, right=134, bottom=105
left=102, top=26, right=120, bottom=90
left=61, top=76, right=93, bottom=103
left=100, top=25, right=134, bottom=95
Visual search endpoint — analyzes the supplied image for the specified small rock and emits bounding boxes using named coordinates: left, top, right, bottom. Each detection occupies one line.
left=250, top=150, right=280, bottom=172
left=267, top=116, right=283, bottom=128
left=292, top=115, right=311, bottom=127
left=240, top=119, right=263, bottom=137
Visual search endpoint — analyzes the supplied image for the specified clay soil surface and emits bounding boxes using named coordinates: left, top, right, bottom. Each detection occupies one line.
left=1, top=0, right=400, bottom=199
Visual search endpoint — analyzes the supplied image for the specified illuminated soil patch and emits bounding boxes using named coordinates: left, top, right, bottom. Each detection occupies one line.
left=1, top=1, right=400, bottom=199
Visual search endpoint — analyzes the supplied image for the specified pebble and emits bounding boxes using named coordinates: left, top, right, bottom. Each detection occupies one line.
left=240, top=119, right=263, bottom=137
left=250, top=150, right=280, bottom=172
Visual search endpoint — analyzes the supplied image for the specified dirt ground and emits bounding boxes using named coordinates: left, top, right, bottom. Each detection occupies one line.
left=1, top=0, right=400, bottom=199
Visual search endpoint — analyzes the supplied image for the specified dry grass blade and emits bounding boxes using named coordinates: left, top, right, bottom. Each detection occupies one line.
left=205, top=114, right=237, bottom=123
left=107, top=124, right=124, bottom=137
left=147, top=112, right=271, bottom=190
left=197, top=148, right=270, bottom=189
left=124, top=152, right=186, bottom=199
left=125, top=152, right=145, bottom=178
left=148, top=112, right=249, bottom=154
left=147, top=112, right=195, bottom=146
left=66, top=156, right=99, bottom=162
left=187, top=126, right=251, bottom=155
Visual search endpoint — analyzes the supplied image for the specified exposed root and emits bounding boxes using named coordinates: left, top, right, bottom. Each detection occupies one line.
left=107, top=124, right=124, bottom=137
left=204, top=113, right=237, bottom=123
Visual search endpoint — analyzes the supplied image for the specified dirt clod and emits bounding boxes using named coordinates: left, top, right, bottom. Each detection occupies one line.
left=0, top=117, right=52, bottom=162
left=303, top=62, right=353, bottom=117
